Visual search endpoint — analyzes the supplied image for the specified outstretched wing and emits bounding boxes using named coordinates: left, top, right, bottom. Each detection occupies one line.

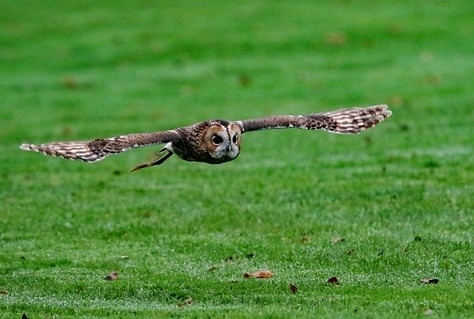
left=20, top=130, right=182, bottom=163
left=239, top=104, right=391, bottom=134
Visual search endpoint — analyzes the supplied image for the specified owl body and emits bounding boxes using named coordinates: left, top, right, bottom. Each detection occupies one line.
left=20, top=105, right=391, bottom=171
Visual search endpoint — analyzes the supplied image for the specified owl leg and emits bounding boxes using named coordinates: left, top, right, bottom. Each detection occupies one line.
left=130, top=148, right=174, bottom=172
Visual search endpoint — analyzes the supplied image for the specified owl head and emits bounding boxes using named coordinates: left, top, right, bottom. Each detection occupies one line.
left=202, top=120, right=242, bottom=163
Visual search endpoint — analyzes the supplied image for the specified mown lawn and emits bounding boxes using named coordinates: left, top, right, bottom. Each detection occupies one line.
left=1, top=0, right=473, bottom=318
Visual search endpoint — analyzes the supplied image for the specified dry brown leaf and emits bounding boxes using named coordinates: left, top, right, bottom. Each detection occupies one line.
left=252, top=270, right=273, bottom=278
left=289, top=283, right=298, bottom=294
left=104, top=271, right=119, bottom=281
left=325, top=32, right=348, bottom=46
left=238, top=75, right=251, bottom=87
left=327, top=276, right=339, bottom=284
left=243, top=270, right=273, bottom=279
left=62, top=77, right=78, bottom=89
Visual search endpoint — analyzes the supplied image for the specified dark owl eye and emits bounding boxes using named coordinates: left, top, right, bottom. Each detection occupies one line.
left=232, top=135, right=238, bottom=144
left=211, top=135, right=224, bottom=145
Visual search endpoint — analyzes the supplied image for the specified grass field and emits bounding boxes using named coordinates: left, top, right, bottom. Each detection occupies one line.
left=1, top=0, right=473, bottom=318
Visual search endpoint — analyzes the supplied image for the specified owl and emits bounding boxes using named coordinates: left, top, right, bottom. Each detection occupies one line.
left=20, top=105, right=391, bottom=172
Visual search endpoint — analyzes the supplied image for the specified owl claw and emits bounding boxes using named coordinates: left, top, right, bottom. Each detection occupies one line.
left=130, top=162, right=153, bottom=172
left=130, top=149, right=174, bottom=172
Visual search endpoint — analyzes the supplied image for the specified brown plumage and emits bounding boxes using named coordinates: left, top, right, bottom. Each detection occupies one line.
left=20, top=104, right=392, bottom=171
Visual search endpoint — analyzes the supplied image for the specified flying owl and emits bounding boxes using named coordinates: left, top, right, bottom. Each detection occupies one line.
left=20, top=105, right=391, bottom=172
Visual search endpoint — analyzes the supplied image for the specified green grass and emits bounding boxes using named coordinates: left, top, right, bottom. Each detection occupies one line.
left=1, top=0, right=473, bottom=318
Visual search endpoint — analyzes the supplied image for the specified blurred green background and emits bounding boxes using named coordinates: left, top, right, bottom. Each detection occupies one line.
left=1, top=1, right=473, bottom=318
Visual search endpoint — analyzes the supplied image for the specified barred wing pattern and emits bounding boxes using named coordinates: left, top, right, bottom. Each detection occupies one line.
left=20, top=130, right=182, bottom=163
left=20, top=105, right=391, bottom=169
left=239, top=104, right=391, bottom=134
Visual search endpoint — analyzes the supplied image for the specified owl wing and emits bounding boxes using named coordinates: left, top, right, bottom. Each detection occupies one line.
left=239, top=104, right=391, bottom=134
left=20, top=130, right=182, bottom=163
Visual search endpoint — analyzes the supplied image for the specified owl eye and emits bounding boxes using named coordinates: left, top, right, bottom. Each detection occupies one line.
left=211, top=135, right=224, bottom=145
left=232, top=135, right=238, bottom=144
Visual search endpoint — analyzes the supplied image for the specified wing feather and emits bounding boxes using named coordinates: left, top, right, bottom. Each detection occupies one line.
left=240, top=104, right=391, bottom=134
left=20, top=130, right=182, bottom=163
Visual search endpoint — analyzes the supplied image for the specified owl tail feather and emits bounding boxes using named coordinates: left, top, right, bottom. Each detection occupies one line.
left=130, top=148, right=174, bottom=172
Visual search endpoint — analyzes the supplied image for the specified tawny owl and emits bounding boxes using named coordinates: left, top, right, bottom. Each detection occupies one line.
left=20, top=105, right=391, bottom=172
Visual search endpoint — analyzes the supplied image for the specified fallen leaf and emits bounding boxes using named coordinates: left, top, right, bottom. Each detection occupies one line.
left=327, top=276, right=339, bottom=284
left=177, top=297, right=193, bottom=307
left=238, top=75, right=251, bottom=87
left=253, top=270, right=273, bottom=278
left=332, top=236, right=345, bottom=244
left=62, top=77, right=78, bottom=89
left=104, top=271, right=119, bottom=281
left=289, top=283, right=298, bottom=294
left=325, top=32, right=348, bottom=46
left=421, top=278, right=439, bottom=284
left=243, top=270, right=273, bottom=279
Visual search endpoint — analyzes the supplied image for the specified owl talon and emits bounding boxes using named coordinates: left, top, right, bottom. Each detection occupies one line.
left=130, top=162, right=152, bottom=172
left=130, top=149, right=174, bottom=172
